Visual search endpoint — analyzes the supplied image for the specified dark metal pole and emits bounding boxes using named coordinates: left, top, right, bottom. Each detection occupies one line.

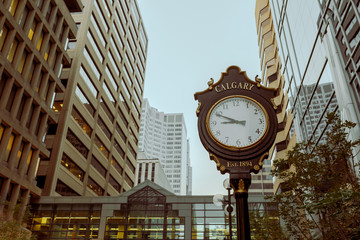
left=234, top=190, right=250, bottom=240
left=228, top=188, right=232, bottom=239
left=230, top=173, right=251, bottom=240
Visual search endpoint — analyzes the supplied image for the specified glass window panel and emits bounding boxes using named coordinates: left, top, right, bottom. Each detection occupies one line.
left=75, top=86, right=95, bottom=116
left=0, top=25, right=9, bottom=50
left=94, top=0, right=109, bottom=32
left=87, top=177, right=104, bottom=196
left=90, top=14, right=106, bottom=47
left=83, top=48, right=100, bottom=80
left=91, top=155, right=106, bottom=178
left=87, top=31, right=103, bottom=63
left=80, top=65, right=98, bottom=98
left=94, top=135, right=109, bottom=158
left=7, top=38, right=19, bottom=63
left=71, top=107, right=92, bottom=137
left=61, top=154, right=85, bottom=181
left=8, top=0, right=19, bottom=16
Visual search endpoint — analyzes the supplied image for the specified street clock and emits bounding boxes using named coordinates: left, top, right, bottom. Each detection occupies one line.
left=194, top=66, right=278, bottom=175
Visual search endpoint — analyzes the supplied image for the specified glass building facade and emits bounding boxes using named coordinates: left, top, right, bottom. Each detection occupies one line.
left=27, top=181, right=278, bottom=240
left=255, top=0, right=360, bottom=193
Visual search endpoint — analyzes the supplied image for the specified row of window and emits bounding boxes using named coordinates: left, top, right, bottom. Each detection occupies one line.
left=0, top=124, right=35, bottom=175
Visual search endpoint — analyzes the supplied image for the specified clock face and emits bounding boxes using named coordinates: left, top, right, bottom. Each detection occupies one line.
left=206, top=96, right=268, bottom=149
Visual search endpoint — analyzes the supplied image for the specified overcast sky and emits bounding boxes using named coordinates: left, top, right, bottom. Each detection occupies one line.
left=137, top=0, right=261, bottom=195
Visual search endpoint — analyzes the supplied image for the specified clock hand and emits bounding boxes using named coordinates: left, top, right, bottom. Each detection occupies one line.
left=216, top=113, right=238, bottom=122
left=221, top=120, right=246, bottom=125
left=216, top=113, right=246, bottom=125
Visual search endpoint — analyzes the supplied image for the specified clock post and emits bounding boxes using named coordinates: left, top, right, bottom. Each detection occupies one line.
left=194, top=66, right=278, bottom=240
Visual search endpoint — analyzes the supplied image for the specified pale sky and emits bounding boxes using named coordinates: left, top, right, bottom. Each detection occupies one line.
left=137, top=0, right=261, bottom=195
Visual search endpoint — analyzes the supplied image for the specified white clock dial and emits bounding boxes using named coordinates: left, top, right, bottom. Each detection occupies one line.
left=207, top=96, right=268, bottom=149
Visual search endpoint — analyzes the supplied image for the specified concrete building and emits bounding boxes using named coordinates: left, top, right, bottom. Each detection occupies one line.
left=0, top=0, right=80, bottom=219
left=135, top=151, right=173, bottom=192
left=27, top=180, right=278, bottom=240
left=0, top=0, right=148, bottom=222
left=255, top=0, right=360, bottom=194
left=36, top=0, right=148, bottom=197
left=138, top=99, right=192, bottom=195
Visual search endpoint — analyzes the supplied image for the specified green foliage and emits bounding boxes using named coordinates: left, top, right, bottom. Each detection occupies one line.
left=249, top=209, right=289, bottom=240
left=0, top=202, right=36, bottom=240
left=269, top=113, right=360, bottom=240
left=0, top=217, right=32, bottom=240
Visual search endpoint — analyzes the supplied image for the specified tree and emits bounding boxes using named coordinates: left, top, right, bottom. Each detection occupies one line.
left=269, top=112, right=360, bottom=240
left=0, top=202, right=36, bottom=240
left=249, top=207, right=289, bottom=240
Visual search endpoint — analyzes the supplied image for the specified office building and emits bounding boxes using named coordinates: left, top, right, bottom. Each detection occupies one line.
left=0, top=0, right=148, bottom=223
left=36, top=0, right=148, bottom=197
left=27, top=180, right=278, bottom=240
left=135, top=151, right=173, bottom=192
left=255, top=0, right=360, bottom=194
left=138, top=99, right=192, bottom=195
left=0, top=0, right=80, bottom=219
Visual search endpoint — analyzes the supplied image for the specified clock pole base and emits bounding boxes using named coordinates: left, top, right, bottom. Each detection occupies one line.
left=230, top=174, right=251, bottom=240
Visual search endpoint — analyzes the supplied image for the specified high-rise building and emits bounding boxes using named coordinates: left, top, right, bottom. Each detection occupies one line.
left=255, top=0, right=360, bottom=194
left=0, top=0, right=80, bottom=219
left=38, top=0, right=148, bottom=197
left=0, top=0, right=148, bottom=222
left=138, top=99, right=192, bottom=195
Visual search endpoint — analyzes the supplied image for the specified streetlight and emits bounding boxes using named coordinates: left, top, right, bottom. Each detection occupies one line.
left=223, top=178, right=233, bottom=240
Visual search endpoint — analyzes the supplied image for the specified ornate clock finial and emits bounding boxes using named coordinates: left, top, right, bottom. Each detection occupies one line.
left=255, top=75, right=262, bottom=87
left=208, top=78, right=214, bottom=90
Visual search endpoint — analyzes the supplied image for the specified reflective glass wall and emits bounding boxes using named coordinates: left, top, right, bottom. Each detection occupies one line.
left=270, top=0, right=340, bottom=144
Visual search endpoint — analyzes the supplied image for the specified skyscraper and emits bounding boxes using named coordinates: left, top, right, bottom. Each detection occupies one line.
left=0, top=0, right=148, bottom=222
left=0, top=0, right=80, bottom=219
left=255, top=0, right=360, bottom=194
left=138, top=99, right=192, bottom=195
left=38, top=0, right=148, bottom=197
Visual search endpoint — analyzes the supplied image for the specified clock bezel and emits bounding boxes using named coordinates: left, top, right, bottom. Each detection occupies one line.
left=206, top=95, right=270, bottom=151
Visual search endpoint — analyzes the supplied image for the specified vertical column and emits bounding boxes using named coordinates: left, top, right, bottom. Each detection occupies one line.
left=230, top=173, right=252, bottom=240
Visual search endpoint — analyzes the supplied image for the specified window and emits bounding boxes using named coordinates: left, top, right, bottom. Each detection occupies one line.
left=116, top=123, right=126, bottom=142
left=0, top=25, right=9, bottom=50
left=87, top=177, right=104, bottom=196
left=109, top=175, right=121, bottom=192
left=126, top=158, right=135, bottom=173
left=24, top=148, right=33, bottom=174
left=80, top=65, right=98, bottom=98
left=100, top=98, right=114, bottom=122
left=8, top=0, right=19, bottom=16
left=125, top=173, right=134, bottom=187
left=111, top=158, right=123, bottom=175
left=97, top=117, right=111, bottom=139
left=114, top=140, right=125, bottom=157
left=61, top=154, right=85, bottom=181
left=7, top=38, right=19, bottom=63
left=91, top=156, right=106, bottom=178
left=16, top=94, right=27, bottom=120
left=17, top=49, right=28, bottom=73
left=94, top=135, right=109, bottom=158
left=71, top=107, right=92, bottom=137
left=75, top=86, right=95, bottom=116
left=83, top=47, right=100, bottom=80
left=36, top=31, right=44, bottom=51
left=4, top=133, right=16, bottom=162
left=28, top=19, right=37, bottom=40
left=103, top=81, right=115, bottom=105
left=66, top=129, right=89, bottom=158
left=6, top=84, right=18, bottom=112
left=55, top=180, right=80, bottom=196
